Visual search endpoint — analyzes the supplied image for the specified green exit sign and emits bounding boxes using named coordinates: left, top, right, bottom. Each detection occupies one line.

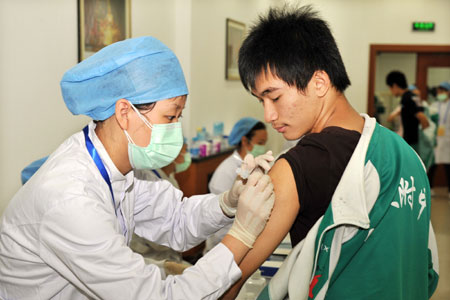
left=412, top=22, right=435, bottom=31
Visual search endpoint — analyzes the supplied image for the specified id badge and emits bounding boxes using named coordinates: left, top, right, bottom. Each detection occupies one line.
left=437, top=125, right=445, bottom=137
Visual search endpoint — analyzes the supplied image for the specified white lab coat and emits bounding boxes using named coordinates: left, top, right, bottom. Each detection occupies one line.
left=205, top=151, right=242, bottom=253
left=0, top=121, right=240, bottom=300
left=431, top=100, right=450, bottom=163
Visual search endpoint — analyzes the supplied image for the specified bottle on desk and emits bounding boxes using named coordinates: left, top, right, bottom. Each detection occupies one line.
left=239, top=269, right=266, bottom=299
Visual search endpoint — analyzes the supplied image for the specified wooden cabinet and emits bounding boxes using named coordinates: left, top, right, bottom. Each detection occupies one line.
left=175, top=148, right=235, bottom=197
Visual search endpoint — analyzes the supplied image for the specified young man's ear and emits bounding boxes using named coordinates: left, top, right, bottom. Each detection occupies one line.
left=312, top=70, right=330, bottom=98
left=114, top=99, right=132, bottom=130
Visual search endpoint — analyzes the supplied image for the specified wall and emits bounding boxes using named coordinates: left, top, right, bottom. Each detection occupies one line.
left=189, top=0, right=281, bottom=156
left=1, top=0, right=450, bottom=216
left=0, top=0, right=179, bottom=215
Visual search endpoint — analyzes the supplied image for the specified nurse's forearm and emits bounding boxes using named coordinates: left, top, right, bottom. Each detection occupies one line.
left=221, top=234, right=250, bottom=264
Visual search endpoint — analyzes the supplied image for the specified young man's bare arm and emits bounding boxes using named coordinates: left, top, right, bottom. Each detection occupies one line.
left=416, top=111, right=430, bottom=129
left=221, top=158, right=300, bottom=299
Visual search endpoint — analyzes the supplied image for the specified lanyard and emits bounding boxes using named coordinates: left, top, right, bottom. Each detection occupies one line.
left=439, top=101, right=450, bottom=125
left=83, top=126, right=117, bottom=216
left=152, top=169, right=162, bottom=178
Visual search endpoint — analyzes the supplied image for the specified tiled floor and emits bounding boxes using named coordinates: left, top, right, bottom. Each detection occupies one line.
left=430, top=187, right=450, bottom=300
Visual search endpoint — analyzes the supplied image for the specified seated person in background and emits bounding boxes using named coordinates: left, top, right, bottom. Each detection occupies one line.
left=205, top=117, right=269, bottom=253
left=222, top=5, right=439, bottom=299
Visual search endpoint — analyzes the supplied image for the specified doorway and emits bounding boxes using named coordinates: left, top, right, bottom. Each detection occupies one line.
left=367, top=44, right=450, bottom=187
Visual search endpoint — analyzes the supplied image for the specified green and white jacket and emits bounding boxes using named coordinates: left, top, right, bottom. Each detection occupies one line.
left=258, top=114, right=439, bottom=300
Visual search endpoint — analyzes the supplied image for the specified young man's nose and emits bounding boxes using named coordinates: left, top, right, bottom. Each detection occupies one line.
left=264, top=101, right=278, bottom=123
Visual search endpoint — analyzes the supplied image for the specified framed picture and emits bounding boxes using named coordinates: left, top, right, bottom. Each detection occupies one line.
left=225, top=18, right=246, bottom=80
left=78, top=0, right=131, bottom=61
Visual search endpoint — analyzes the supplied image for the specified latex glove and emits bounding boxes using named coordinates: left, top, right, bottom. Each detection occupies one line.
left=236, top=151, right=274, bottom=179
left=227, top=170, right=275, bottom=248
left=219, top=151, right=274, bottom=217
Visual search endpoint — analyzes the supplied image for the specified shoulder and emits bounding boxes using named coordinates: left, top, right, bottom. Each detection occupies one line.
left=269, top=158, right=299, bottom=210
left=284, top=128, right=360, bottom=161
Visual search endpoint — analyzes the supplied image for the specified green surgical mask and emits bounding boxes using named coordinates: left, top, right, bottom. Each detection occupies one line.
left=175, top=152, right=192, bottom=173
left=250, top=144, right=266, bottom=157
left=437, top=93, right=448, bottom=102
left=124, top=104, right=183, bottom=170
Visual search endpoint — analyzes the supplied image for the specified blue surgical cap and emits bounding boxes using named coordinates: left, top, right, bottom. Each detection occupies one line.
left=60, top=36, right=188, bottom=120
left=21, top=156, right=48, bottom=185
left=228, top=117, right=260, bottom=145
left=439, top=81, right=450, bottom=91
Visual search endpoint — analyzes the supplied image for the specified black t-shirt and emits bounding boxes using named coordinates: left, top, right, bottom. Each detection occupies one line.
left=401, top=90, right=424, bottom=145
left=280, top=127, right=361, bottom=246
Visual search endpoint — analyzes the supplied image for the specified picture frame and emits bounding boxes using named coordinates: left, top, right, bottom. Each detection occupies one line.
left=78, top=0, right=131, bottom=62
left=225, top=18, right=246, bottom=80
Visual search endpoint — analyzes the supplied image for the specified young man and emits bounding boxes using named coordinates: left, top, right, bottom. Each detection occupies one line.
left=222, top=5, right=439, bottom=300
left=386, top=70, right=430, bottom=150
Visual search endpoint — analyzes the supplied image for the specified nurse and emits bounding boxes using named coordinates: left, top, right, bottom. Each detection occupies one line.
left=209, top=117, right=270, bottom=194
left=206, top=117, right=270, bottom=252
left=0, top=37, right=275, bottom=300
left=429, top=81, right=450, bottom=197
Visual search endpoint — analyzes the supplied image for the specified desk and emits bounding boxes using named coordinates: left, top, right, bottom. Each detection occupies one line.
left=175, top=148, right=235, bottom=197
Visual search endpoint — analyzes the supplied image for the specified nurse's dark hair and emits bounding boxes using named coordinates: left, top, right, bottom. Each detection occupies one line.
left=134, top=102, right=156, bottom=113
left=93, top=102, right=156, bottom=123
left=238, top=4, right=350, bottom=93
left=386, top=71, right=408, bottom=89
left=238, top=121, right=266, bottom=149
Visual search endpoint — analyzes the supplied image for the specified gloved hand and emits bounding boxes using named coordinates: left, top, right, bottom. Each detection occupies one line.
left=219, top=151, right=274, bottom=217
left=236, top=151, right=274, bottom=179
left=227, top=170, right=275, bottom=248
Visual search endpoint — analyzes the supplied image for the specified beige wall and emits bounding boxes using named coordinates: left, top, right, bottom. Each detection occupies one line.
left=1, top=0, right=450, bottom=216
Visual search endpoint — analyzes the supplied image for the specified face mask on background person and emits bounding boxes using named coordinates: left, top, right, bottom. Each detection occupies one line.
left=124, top=104, right=183, bottom=170
left=175, top=152, right=192, bottom=173
left=250, top=144, right=267, bottom=157
left=437, top=93, right=448, bottom=102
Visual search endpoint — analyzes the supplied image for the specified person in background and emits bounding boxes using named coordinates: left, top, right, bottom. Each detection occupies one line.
left=387, top=84, right=436, bottom=171
left=0, top=36, right=275, bottom=300
left=209, top=117, right=269, bottom=194
left=386, top=71, right=430, bottom=151
left=222, top=5, right=439, bottom=299
left=205, top=117, right=270, bottom=253
left=20, top=156, right=49, bottom=185
left=428, top=81, right=450, bottom=198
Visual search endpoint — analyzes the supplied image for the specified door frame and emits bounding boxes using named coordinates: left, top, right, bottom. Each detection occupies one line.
left=367, top=44, right=450, bottom=116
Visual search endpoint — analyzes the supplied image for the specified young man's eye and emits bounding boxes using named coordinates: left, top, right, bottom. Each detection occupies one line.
left=272, top=96, right=280, bottom=102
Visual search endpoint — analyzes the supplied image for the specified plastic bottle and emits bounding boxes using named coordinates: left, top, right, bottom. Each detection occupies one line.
left=190, top=137, right=200, bottom=158
left=211, top=122, right=224, bottom=154
left=244, top=269, right=266, bottom=298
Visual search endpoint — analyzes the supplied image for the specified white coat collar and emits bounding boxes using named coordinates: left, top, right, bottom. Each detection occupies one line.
left=87, top=121, right=134, bottom=206
left=330, top=114, right=376, bottom=229
left=232, top=149, right=243, bottom=162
